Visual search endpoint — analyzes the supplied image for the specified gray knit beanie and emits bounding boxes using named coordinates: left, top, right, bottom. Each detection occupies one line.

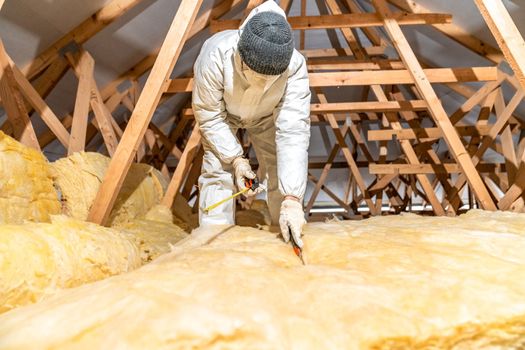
left=238, top=11, right=294, bottom=76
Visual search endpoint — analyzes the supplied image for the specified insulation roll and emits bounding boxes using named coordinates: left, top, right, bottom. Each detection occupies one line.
left=1, top=210, right=525, bottom=348
left=0, top=216, right=141, bottom=313
left=0, top=131, right=60, bottom=224
left=120, top=205, right=188, bottom=263
left=51, top=152, right=168, bottom=226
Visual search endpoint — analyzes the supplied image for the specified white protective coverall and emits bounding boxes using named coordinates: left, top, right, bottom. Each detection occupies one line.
left=193, top=1, right=311, bottom=226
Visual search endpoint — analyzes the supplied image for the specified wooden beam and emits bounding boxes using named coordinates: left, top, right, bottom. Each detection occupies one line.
left=242, top=0, right=264, bottom=19
left=369, top=163, right=502, bottom=175
left=372, top=0, right=496, bottom=211
left=67, top=50, right=94, bottom=155
left=279, top=0, right=293, bottom=13
left=367, top=125, right=492, bottom=141
left=0, top=40, right=40, bottom=150
left=88, top=0, right=203, bottom=225
left=166, top=67, right=498, bottom=93
left=161, top=126, right=201, bottom=208
left=473, top=0, right=525, bottom=91
left=10, top=60, right=70, bottom=148
left=210, top=12, right=452, bottom=32
left=21, top=0, right=146, bottom=80
left=307, top=58, right=404, bottom=71
left=312, top=100, right=427, bottom=113
left=302, top=47, right=386, bottom=58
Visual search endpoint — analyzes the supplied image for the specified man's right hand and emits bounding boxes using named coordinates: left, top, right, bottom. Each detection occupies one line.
left=232, top=157, right=265, bottom=196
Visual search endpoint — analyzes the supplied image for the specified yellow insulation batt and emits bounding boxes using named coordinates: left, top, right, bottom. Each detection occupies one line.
left=120, top=205, right=189, bottom=262
left=0, top=131, right=60, bottom=224
left=0, top=216, right=141, bottom=314
left=51, top=152, right=168, bottom=226
left=1, top=210, right=525, bottom=349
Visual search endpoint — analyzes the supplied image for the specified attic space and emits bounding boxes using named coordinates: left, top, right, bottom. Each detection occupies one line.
left=1, top=0, right=525, bottom=348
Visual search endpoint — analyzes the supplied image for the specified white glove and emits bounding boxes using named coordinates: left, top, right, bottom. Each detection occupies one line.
left=232, top=157, right=265, bottom=196
left=279, top=198, right=306, bottom=248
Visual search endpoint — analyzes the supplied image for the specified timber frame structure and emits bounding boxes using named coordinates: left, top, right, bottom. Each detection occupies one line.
left=1, top=0, right=525, bottom=225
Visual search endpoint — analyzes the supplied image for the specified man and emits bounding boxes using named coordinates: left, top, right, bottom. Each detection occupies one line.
left=193, top=1, right=310, bottom=247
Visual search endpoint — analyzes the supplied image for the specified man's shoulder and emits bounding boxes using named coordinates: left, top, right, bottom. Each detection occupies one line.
left=201, top=30, right=239, bottom=57
left=287, top=49, right=307, bottom=74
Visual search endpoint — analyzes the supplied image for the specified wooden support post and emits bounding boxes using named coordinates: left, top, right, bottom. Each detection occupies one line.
left=181, top=146, right=204, bottom=199
left=0, top=40, right=39, bottom=150
left=67, top=50, right=94, bottom=155
left=162, top=125, right=202, bottom=208
left=88, top=0, right=203, bottom=225
left=473, top=0, right=525, bottom=92
left=372, top=0, right=496, bottom=211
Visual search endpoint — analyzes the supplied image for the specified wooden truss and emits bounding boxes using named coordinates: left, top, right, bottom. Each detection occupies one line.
left=1, top=0, right=525, bottom=225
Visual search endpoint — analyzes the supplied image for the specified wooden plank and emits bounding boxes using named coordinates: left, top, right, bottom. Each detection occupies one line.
left=307, top=58, right=404, bottom=71
left=88, top=0, right=203, bottom=225
left=181, top=146, right=203, bottom=199
left=0, top=39, right=40, bottom=149
left=473, top=0, right=525, bottom=92
left=369, top=163, right=501, bottom=175
left=10, top=60, right=70, bottom=148
left=210, top=12, right=452, bottom=32
left=367, top=125, right=492, bottom=141
left=90, top=83, right=119, bottom=156
left=149, top=122, right=183, bottom=159
left=312, top=100, right=427, bottom=113
left=67, top=51, right=94, bottom=155
left=21, top=0, right=146, bottom=80
left=161, top=126, right=202, bottom=208
left=372, top=0, right=496, bottom=211
left=302, top=47, right=386, bottom=58
left=166, top=67, right=498, bottom=93
left=449, top=77, right=504, bottom=125
left=26, top=56, right=69, bottom=114
left=279, top=0, right=293, bottom=13
left=495, top=89, right=518, bottom=184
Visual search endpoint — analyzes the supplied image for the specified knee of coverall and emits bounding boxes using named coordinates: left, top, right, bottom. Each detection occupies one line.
left=198, top=145, right=236, bottom=226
